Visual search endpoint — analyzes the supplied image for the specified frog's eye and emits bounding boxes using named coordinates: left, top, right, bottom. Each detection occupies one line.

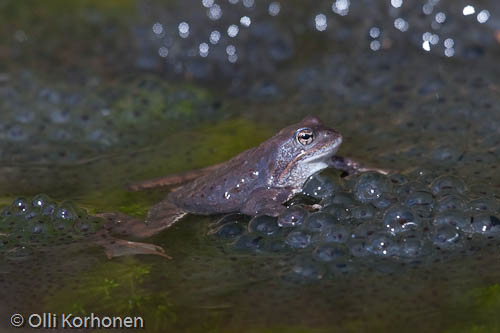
left=296, top=128, right=314, bottom=145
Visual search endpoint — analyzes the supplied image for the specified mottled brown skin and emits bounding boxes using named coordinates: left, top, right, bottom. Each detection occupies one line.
left=167, top=116, right=342, bottom=216
left=97, top=116, right=385, bottom=258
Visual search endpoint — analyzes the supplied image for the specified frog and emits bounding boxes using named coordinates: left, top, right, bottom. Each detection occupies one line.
left=95, top=116, right=387, bottom=258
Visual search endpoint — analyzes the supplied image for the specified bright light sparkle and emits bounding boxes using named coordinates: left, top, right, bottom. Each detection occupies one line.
left=158, top=46, right=168, bottom=57
left=477, top=10, right=490, bottom=23
left=269, top=2, right=280, bottom=16
left=394, top=17, right=409, bottom=32
left=463, top=5, right=475, bottom=16
left=423, top=3, right=433, bottom=15
left=210, top=30, right=221, bottom=44
left=370, top=40, right=381, bottom=51
left=444, top=48, right=454, bottom=57
left=226, top=45, right=236, bottom=55
left=178, top=22, right=189, bottom=38
left=435, top=12, right=446, bottom=23
left=240, top=16, right=251, bottom=27
left=199, top=42, right=209, bottom=57
left=391, top=0, right=402, bottom=8
left=202, top=0, right=214, bottom=7
left=429, top=34, right=439, bottom=45
left=422, top=40, right=431, bottom=51
left=227, top=24, right=239, bottom=37
left=228, top=54, right=238, bottom=63
left=152, top=22, right=163, bottom=35
left=315, top=13, right=327, bottom=31
left=332, top=0, right=350, bottom=16
left=208, top=4, right=222, bottom=20
left=336, top=0, right=349, bottom=10
left=369, top=27, right=380, bottom=38
left=242, top=0, right=254, bottom=8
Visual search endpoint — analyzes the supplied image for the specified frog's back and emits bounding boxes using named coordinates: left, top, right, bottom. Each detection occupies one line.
left=168, top=147, right=270, bottom=215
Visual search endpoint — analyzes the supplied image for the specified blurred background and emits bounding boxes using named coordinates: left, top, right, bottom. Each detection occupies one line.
left=0, top=1, right=500, bottom=332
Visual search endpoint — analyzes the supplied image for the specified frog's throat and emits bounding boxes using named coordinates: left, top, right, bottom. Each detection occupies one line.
left=277, top=146, right=335, bottom=184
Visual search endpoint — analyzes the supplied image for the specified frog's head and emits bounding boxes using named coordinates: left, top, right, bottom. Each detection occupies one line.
left=269, top=115, right=342, bottom=188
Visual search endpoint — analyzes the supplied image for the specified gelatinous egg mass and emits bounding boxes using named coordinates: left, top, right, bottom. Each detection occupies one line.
left=212, top=170, right=500, bottom=281
left=0, top=194, right=103, bottom=255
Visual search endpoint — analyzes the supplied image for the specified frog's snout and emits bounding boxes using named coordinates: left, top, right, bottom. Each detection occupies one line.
left=335, top=133, right=343, bottom=146
left=324, top=129, right=342, bottom=147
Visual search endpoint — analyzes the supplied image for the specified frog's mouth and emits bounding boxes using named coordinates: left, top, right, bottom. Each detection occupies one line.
left=278, top=139, right=341, bottom=183
left=301, top=136, right=342, bottom=163
left=302, top=145, right=338, bottom=163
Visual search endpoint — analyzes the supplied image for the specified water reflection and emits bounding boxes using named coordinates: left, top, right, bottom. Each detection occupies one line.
left=477, top=9, right=490, bottom=23
left=209, top=30, right=220, bottom=44
left=178, top=21, right=190, bottom=38
left=268, top=2, right=280, bottom=16
left=435, top=12, right=446, bottom=23
left=314, top=13, right=327, bottom=31
left=391, top=0, right=403, bottom=9
left=141, top=0, right=495, bottom=75
left=463, top=5, right=475, bottom=16
left=240, top=15, right=252, bottom=27
left=394, top=17, right=409, bottom=32
left=369, top=27, right=380, bottom=38
left=332, top=0, right=350, bottom=16
left=207, top=4, right=222, bottom=20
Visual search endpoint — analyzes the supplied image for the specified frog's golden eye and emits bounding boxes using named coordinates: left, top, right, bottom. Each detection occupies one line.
left=296, top=128, right=314, bottom=145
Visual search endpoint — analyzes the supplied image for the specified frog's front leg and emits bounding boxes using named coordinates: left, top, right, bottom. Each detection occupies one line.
left=241, top=187, right=293, bottom=216
left=330, top=156, right=390, bottom=176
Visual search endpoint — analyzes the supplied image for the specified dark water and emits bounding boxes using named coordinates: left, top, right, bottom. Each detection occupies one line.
left=1, top=0, right=500, bottom=332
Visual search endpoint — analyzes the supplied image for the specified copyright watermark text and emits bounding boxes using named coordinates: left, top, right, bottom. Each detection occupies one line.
left=10, top=312, right=144, bottom=329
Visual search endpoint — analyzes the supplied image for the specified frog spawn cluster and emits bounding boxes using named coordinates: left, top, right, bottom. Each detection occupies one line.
left=0, top=194, right=103, bottom=255
left=211, top=170, right=500, bottom=280
left=0, top=73, right=215, bottom=165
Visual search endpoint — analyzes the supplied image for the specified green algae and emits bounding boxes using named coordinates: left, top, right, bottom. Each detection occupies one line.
left=0, top=0, right=136, bottom=74
left=109, top=76, right=215, bottom=129
left=45, top=257, right=178, bottom=331
left=442, top=284, right=500, bottom=333
left=79, top=116, right=273, bottom=214
left=39, top=217, right=232, bottom=332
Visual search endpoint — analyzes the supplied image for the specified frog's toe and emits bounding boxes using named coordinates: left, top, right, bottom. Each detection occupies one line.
left=95, top=212, right=145, bottom=237
left=95, top=236, right=171, bottom=259
left=330, top=156, right=391, bottom=176
left=144, top=200, right=188, bottom=236
left=95, top=210, right=183, bottom=238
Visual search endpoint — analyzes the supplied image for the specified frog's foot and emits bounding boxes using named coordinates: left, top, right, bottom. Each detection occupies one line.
left=144, top=200, right=188, bottom=236
left=96, top=212, right=152, bottom=237
left=97, top=201, right=187, bottom=239
left=94, top=208, right=185, bottom=259
left=330, top=156, right=390, bottom=176
left=303, top=204, right=322, bottom=212
left=93, top=233, right=171, bottom=259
